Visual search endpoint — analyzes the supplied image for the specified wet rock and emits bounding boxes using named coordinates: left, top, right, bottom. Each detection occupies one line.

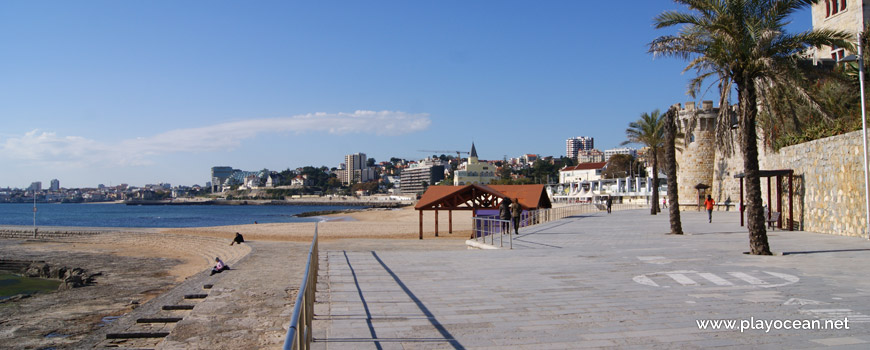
left=25, top=262, right=49, bottom=277
left=48, top=266, right=67, bottom=279
left=58, top=275, right=84, bottom=290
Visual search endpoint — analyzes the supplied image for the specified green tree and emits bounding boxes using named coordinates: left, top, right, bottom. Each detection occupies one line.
left=602, top=154, right=634, bottom=179
left=497, top=164, right=512, bottom=180
left=530, top=160, right=556, bottom=184
left=650, top=0, right=851, bottom=254
left=622, top=109, right=665, bottom=215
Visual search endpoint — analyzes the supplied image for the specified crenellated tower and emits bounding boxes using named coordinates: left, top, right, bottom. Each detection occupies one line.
left=674, top=101, right=718, bottom=208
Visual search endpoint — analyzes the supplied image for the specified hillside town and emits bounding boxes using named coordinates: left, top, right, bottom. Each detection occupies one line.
left=1, top=136, right=656, bottom=204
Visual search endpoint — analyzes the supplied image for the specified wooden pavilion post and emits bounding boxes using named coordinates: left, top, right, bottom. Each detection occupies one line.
left=740, top=177, right=744, bottom=227
left=788, top=171, right=794, bottom=231
left=470, top=187, right=477, bottom=239
left=418, top=210, right=423, bottom=240
left=776, top=175, right=783, bottom=229
left=767, top=177, right=772, bottom=222
left=448, top=210, right=453, bottom=234
left=435, top=210, right=439, bottom=237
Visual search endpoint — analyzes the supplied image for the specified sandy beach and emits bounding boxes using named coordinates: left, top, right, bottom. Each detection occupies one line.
left=162, top=205, right=475, bottom=244
left=0, top=205, right=471, bottom=348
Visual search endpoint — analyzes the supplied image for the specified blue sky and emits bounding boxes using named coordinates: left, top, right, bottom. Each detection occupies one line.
left=0, top=1, right=812, bottom=188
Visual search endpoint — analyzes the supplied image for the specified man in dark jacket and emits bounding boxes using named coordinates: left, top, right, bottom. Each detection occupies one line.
left=499, top=198, right=512, bottom=233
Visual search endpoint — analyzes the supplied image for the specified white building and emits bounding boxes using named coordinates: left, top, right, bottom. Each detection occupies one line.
left=604, top=147, right=637, bottom=161
left=566, top=136, right=594, bottom=160
left=559, top=162, right=606, bottom=183
left=342, top=152, right=376, bottom=185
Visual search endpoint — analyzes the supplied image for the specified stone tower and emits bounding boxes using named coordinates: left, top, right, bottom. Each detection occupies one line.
left=674, top=101, right=718, bottom=207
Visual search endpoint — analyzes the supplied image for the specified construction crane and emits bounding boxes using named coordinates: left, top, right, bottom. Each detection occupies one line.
left=417, top=150, right=470, bottom=159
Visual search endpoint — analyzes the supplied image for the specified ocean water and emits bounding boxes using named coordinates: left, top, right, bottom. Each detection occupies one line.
left=0, top=203, right=355, bottom=228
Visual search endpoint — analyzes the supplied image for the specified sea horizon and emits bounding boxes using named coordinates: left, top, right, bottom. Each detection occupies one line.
left=0, top=202, right=358, bottom=228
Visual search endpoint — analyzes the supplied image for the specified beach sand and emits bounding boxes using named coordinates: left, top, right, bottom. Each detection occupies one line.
left=161, top=205, right=474, bottom=245
left=0, top=205, right=474, bottom=348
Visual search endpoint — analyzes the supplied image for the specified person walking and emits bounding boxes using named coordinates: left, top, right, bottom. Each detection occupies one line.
left=499, top=198, right=511, bottom=234
left=606, top=196, right=612, bottom=214
left=510, top=198, right=521, bottom=235
left=704, top=194, right=715, bottom=223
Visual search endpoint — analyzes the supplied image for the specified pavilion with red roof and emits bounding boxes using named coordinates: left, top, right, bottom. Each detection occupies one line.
left=414, top=184, right=552, bottom=239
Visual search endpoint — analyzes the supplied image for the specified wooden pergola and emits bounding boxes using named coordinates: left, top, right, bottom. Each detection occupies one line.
left=734, top=169, right=795, bottom=230
left=414, top=184, right=552, bottom=239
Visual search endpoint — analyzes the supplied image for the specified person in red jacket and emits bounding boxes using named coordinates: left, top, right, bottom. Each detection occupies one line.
left=704, top=195, right=715, bottom=223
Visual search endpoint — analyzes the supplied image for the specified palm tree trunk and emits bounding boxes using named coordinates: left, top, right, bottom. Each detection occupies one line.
left=663, top=107, right=683, bottom=234
left=739, top=81, right=772, bottom=255
left=651, top=152, right=659, bottom=215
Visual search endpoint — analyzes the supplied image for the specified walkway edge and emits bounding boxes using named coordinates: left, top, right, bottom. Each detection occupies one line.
left=464, top=240, right=500, bottom=250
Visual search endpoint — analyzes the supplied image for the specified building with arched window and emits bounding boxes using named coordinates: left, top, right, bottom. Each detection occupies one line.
left=453, top=143, right=497, bottom=186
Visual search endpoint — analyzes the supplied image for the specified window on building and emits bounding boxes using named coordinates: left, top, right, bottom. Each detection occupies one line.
left=826, top=0, right=846, bottom=17
left=831, top=47, right=845, bottom=61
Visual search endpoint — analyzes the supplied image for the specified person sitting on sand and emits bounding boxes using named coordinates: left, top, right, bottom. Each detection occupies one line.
left=210, top=257, right=229, bottom=276
left=230, top=232, right=245, bottom=246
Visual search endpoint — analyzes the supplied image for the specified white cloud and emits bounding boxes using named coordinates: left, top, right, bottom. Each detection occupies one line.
left=0, top=110, right=430, bottom=167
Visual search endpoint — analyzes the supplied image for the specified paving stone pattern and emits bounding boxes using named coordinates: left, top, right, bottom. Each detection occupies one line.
left=316, top=210, right=870, bottom=349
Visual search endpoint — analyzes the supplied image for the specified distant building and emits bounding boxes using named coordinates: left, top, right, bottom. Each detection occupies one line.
left=521, top=154, right=538, bottom=164
left=265, top=173, right=283, bottom=187
left=453, top=143, right=497, bottom=186
left=211, top=166, right=234, bottom=192
left=560, top=162, right=607, bottom=183
left=50, top=179, right=60, bottom=192
left=291, top=175, right=313, bottom=187
left=577, top=149, right=605, bottom=163
left=343, top=152, right=376, bottom=185
left=604, top=147, right=637, bottom=161
left=29, top=182, right=42, bottom=192
left=400, top=158, right=445, bottom=194
left=566, top=136, right=594, bottom=160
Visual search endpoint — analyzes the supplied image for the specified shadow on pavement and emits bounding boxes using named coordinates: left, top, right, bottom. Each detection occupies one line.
left=782, top=248, right=870, bottom=255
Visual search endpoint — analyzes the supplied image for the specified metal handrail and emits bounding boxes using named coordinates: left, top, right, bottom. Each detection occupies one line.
left=283, top=223, right=319, bottom=350
left=472, top=217, right=513, bottom=248
left=470, top=203, right=650, bottom=249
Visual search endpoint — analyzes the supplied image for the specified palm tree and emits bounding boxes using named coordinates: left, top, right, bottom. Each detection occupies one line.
left=650, top=0, right=851, bottom=254
left=663, top=106, right=684, bottom=235
left=622, top=109, right=665, bottom=215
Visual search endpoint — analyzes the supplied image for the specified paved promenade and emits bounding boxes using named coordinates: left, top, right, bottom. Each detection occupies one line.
left=315, top=209, right=870, bottom=349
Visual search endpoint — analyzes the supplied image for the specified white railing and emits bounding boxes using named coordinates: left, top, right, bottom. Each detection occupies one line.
left=471, top=203, right=650, bottom=249
left=471, top=217, right=514, bottom=249
left=283, top=223, right=319, bottom=350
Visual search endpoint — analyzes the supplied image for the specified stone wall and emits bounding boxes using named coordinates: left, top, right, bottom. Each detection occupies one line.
left=759, top=130, right=867, bottom=237
left=669, top=96, right=867, bottom=237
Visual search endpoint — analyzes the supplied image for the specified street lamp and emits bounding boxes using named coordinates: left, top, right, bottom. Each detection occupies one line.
left=842, top=31, right=870, bottom=240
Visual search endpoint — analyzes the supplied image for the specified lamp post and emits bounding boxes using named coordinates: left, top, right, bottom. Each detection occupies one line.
left=859, top=32, right=870, bottom=240
left=33, top=190, right=37, bottom=238
left=842, top=31, right=870, bottom=239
